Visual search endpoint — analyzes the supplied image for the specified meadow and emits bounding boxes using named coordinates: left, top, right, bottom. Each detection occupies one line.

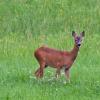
left=0, top=0, right=100, bottom=100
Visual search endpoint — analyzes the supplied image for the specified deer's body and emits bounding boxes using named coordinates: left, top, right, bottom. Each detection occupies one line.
left=34, top=31, right=85, bottom=82
left=34, top=45, right=78, bottom=69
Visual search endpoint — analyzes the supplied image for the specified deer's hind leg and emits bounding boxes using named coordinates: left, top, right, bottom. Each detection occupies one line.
left=35, top=61, right=46, bottom=78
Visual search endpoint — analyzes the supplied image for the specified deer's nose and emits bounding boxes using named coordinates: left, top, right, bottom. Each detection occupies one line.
left=78, top=44, right=81, bottom=47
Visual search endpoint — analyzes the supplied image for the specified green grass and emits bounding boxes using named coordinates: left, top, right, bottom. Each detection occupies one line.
left=0, top=0, right=100, bottom=100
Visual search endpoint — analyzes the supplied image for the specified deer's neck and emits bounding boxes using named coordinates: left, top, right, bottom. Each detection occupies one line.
left=70, top=44, right=79, bottom=61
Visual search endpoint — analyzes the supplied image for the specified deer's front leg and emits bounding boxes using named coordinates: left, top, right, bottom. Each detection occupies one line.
left=65, top=68, right=70, bottom=83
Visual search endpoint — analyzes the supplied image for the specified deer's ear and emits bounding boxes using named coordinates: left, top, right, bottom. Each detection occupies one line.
left=80, top=31, right=85, bottom=37
left=72, top=31, right=76, bottom=37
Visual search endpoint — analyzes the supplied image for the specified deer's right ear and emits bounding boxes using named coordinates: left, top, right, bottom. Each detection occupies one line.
left=72, top=31, right=76, bottom=37
left=81, top=31, right=85, bottom=37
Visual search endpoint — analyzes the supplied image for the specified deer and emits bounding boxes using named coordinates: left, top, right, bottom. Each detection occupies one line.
left=34, top=31, right=85, bottom=82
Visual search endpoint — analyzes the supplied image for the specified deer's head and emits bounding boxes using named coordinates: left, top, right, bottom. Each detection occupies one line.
left=72, top=31, right=85, bottom=47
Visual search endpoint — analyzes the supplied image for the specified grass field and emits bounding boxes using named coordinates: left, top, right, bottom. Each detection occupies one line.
left=0, top=0, right=100, bottom=100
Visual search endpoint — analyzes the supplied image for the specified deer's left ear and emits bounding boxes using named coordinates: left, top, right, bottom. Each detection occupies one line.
left=80, top=31, right=85, bottom=37
left=72, top=31, right=76, bottom=37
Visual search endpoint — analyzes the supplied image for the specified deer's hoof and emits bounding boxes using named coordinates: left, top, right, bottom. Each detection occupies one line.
left=63, top=80, right=70, bottom=84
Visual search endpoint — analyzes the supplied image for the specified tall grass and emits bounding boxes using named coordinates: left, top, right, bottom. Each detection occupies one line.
left=0, top=0, right=100, bottom=37
left=0, top=0, right=100, bottom=100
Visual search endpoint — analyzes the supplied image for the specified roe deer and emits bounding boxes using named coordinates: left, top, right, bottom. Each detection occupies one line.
left=34, top=31, right=85, bottom=82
